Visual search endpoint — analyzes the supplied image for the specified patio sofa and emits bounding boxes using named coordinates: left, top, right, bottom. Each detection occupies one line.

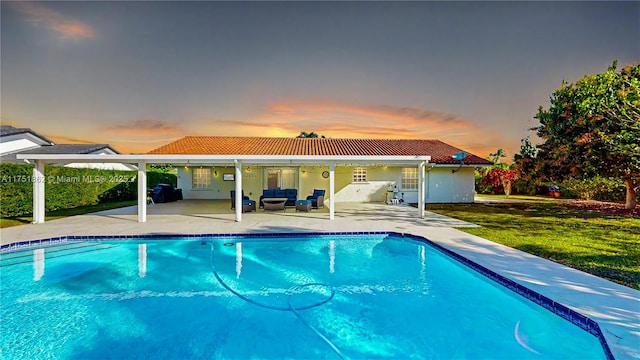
left=259, top=189, right=297, bottom=208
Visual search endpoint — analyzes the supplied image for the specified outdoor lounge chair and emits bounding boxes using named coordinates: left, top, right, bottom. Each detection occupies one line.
left=306, top=189, right=325, bottom=209
left=230, top=190, right=256, bottom=212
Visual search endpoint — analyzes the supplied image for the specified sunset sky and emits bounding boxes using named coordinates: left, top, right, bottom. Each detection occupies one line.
left=1, top=1, right=638, bottom=158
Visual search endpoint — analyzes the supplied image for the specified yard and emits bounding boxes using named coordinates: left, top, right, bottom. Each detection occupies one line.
left=427, top=197, right=640, bottom=289
left=0, top=201, right=137, bottom=228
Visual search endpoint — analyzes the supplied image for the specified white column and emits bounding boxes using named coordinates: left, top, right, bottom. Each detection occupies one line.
left=138, top=243, right=147, bottom=278
left=235, top=160, right=242, bottom=222
left=137, top=161, right=147, bottom=223
left=236, top=242, right=243, bottom=278
left=329, top=162, right=335, bottom=220
left=33, top=248, right=45, bottom=281
left=32, top=160, right=45, bottom=224
left=419, top=161, right=426, bottom=218
left=328, top=240, right=335, bottom=273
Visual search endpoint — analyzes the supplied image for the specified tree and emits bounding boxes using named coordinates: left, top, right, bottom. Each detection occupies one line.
left=514, top=137, right=538, bottom=181
left=488, top=148, right=507, bottom=166
left=296, top=131, right=325, bottom=138
left=480, top=168, right=517, bottom=196
left=512, top=137, right=540, bottom=195
left=535, top=61, right=640, bottom=209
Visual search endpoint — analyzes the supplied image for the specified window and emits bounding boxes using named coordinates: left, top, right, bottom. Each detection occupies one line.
left=192, top=168, right=211, bottom=189
left=265, top=168, right=297, bottom=189
left=352, top=167, right=367, bottom=183
left=402, top=168, right=418, bottom=189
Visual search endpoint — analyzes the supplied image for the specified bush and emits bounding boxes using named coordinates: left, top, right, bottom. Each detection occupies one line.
left=561, top=177, right=626, bottom=202
left=0, top=164, right=177, bottom=217
left=512, top=179, right=540, bottom=196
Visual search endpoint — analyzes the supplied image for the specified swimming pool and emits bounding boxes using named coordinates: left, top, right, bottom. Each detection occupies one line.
left=1, top=232, right=611, bottom=359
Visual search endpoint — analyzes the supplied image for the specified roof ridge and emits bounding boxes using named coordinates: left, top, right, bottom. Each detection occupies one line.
left=177, top=135, right=441, bottom=141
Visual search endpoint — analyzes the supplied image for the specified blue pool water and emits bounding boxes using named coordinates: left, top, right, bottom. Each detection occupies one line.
left=1, top=233, right=608, bottom=359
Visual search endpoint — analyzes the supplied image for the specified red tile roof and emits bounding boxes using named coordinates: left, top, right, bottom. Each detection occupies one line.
left=147, top=136, right=491, bottom=165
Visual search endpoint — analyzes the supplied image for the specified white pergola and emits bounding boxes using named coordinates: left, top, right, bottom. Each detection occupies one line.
left=17, top=154, right=431, bottom=224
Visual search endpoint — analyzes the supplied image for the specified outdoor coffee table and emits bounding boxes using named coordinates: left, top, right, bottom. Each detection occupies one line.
left=262, top=197, right=287, bottom=211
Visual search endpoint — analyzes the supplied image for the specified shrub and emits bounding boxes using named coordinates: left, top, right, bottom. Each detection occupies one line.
left=512, top=178, right=539, bottom=195
left=561, top=177, right=626, bottom=202
left=477, top=168, right=518, bottom=195
left=0, top=164, right=177, bottom=217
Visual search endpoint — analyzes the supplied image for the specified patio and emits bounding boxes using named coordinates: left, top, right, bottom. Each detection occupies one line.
left=0, top=201, right=476, bottom=245
left=0, top=201, right=638, bottom=359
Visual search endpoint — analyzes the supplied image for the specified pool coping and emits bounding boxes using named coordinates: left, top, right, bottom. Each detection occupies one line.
left=1, top=230, right=615, bottom=359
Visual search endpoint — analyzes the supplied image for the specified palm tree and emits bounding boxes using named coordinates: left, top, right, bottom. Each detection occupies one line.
left=489, top=148, right=506, bottom=165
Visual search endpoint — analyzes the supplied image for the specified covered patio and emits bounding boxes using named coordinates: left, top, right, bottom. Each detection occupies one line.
left=17, top=153, right=433, bottom=224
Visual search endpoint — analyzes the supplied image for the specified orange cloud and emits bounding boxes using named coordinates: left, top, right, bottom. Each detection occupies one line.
left=210, top=98, right=510, bottom=157
left=215, top=98, right=471, bottom=138
left=46, top=135, right=94, bottom=145
left=100, top=119, right=187, bottom=153
left=9, top=2, right=95, bottom=40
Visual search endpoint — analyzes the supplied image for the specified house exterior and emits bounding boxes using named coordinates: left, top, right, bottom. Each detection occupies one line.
left=148, top=136, right=491, bottom=205
left=17, top=135, right=491, bottom=224
left=0, top=125, right=135, bottom=171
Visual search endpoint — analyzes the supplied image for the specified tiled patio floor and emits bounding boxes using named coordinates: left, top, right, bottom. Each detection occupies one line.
left=1, top=200, right=638, bottom=359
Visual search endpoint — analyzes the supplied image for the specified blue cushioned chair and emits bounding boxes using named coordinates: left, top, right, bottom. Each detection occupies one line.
left=230, top=190, right=255, bottom=212
left=306, top=189, right=325, bottom=209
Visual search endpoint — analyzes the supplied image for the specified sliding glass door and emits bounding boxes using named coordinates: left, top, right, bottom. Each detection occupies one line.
left=265, top=168, right=296, bottom=189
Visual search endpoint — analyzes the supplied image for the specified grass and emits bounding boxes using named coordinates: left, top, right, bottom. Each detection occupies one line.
left=427, top=200, right=640, bottom=289
left=0, top=201, right=137, bottom=228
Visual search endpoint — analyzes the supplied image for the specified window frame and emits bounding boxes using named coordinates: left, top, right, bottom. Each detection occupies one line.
left=352, top=166, right=368, bottom=183
left=401, top=167, right=418, bottom=190
left=192, top=167, right=212, bottom=189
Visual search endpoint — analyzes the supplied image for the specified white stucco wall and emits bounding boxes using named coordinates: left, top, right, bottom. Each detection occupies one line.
left=331, top=166, right=398, bottom=203
left=425, top=167, right=475, bottom=203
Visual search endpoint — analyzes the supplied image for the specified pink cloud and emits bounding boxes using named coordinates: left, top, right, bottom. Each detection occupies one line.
left=210, top=98, right=509, bottom=156
left=9, top=2, right=95, bottom=40
left=215, top=98, right=472, bottom=137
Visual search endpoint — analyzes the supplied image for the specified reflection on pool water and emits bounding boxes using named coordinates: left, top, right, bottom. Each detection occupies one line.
left=1, top=233, right=609, bottom=359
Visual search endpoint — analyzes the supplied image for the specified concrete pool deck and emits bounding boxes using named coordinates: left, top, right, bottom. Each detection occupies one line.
left=1, top=201, right=638, bottom=359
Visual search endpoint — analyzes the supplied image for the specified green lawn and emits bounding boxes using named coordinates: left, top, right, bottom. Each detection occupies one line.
left=0, top=201, right=137, bottom=228
left=427, top=201, right=640, bottom=289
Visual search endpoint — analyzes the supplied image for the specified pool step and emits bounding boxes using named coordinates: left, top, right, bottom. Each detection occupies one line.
left=0, top=242, right=118, bottom=267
